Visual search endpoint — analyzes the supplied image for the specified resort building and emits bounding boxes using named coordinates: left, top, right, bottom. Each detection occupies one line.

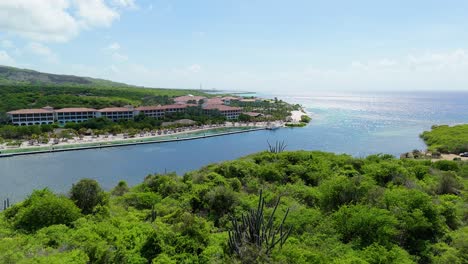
left=7, top=107, right=55, bottom=126
left=135, top=106, right=165, bottom=119
left=55, top=108, right=96, bottom=124
left=7, top=100, right=243, bottom=126
left=161, top=104, right=189, bottom=114
left=97, top=107, right=135, bottom=121
left=221, top=96, right=240, bottom=105
left=203, top=105, right=242, bottom=120
left=204, top=97, right=224, bottom=105
left=173, top=95, right=206, bottom=104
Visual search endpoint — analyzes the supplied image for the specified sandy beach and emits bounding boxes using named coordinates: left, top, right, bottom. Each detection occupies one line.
left=290, top=110, right=308, bottom=122
left=433, top=154, right=468, bottom=162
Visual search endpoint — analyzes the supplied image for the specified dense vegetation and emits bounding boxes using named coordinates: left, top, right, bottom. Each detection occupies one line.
left=0, top=84, right=207, bottom=113
left=1, top=150, right=467, bottom=263
left=0, top=65, right=209, bottom=115
left=0, top=65, right=131, bottom=87
left=231, top=97, right=301, bottom=121
left=421, top=124, right=468, bottom=153
left=300, top=115, right=311, bottom=123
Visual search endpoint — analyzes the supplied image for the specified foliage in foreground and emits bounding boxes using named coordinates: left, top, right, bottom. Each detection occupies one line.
left=0, top=151, right=467, bottom=263
left=421, top=124, right=468, bottom=153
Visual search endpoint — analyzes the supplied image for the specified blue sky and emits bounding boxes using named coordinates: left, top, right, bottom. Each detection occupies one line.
left=1, top=0, right=468, bottom=93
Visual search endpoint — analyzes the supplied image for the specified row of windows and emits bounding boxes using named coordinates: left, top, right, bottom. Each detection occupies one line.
left=12, top=117, right=54, bottom=121
left=11, top=114, right=54, bottom=117
left=57, top=113, right=95, bottom=116
left=57, top=117, right=92, bottom=120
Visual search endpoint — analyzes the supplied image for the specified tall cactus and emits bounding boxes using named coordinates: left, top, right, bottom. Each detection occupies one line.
left=267, top=140, right=287, bottom=154
left=3, top=198, right=10, bottom=211
left=150, top=205, right=156, bottom=222
left=228, top=190, right=291, bottom=259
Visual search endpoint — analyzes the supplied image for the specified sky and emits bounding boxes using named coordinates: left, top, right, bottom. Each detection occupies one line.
left=1, top=0, right=468, bottom=94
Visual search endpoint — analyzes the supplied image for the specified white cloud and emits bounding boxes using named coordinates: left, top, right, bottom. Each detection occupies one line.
left=110, top=64, right=120, bottom=73
left=406, top=49, right=468, bottom=71
left=0, top=0, right=126, bottom=42
left=107, top=42, right=121, bottom=51
left=188, top=64, right=202, bottom=73
left=27, top=42, right=53, bottom=56
left=111, top=52, right=128, bottom=62
left=1, top=40, right=14, bottom=49
left=105, top=42, right=128, bottom=62
left=26, top=42, right=59, bottom=63
left=0, top=0, right=79, bottom=42
left=377, top=59, right=397, bottom=67
left=112, top=0, right=137, bottom=9
left=0, top=50, right=15, bottom=65
left=74, top=0, right=119, bottom=28
left=350, top=49, right=468, bottom=74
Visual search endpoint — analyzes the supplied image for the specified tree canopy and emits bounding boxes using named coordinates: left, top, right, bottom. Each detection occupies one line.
left=0, top=150, right=467, bottom=263
left=421, top=124, right=468, bottom=153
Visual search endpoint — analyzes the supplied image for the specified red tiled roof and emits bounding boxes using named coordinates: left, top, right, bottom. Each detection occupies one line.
left=203, top=105, right=242, bottom=111
left=205, top=98, right=224, bottom=105
left=222, top=96, right=240, bottom=100
left=7, top=109, right=53, bottom=114
left=173, top=95, right=206, bottom=102
left=137, top=104, right=194, bottom=111
left=98, top=107, right=134, bottom=112
left=136, top=105, right=164, bottom=111
left=244, top=112, right=263, bottom=117
left=55, top=108, right=96, bottom=113
left=160, top=104, right=188, bottom=110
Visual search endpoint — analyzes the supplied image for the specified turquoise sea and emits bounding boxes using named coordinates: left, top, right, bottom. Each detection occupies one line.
left=1, top=91, right=467, bottom=202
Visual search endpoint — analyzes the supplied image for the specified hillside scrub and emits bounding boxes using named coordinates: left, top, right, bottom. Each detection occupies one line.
left=0, top=151, right=467, bottom=263
left=421, top=124, right=468, bottom=153
left=0, top=84, right=207, bottom=113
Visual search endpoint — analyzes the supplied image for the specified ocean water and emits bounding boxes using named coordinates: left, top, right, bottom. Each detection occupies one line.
left=1, top=91, right=467, bottom=202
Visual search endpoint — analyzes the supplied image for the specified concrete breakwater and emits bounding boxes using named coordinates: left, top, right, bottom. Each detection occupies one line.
left=0, top=127, right=266, bottom=158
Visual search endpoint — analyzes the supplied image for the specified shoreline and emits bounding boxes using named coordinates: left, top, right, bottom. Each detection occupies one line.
left=0, top=109, right=312, bottom=158
left=289, top=110, right=308, bottom=123
left=0, top=126, right=268, bottom=158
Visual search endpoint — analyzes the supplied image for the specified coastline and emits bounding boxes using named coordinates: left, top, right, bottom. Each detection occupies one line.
left=0, top=108, right=312, bottom=158
left=290, top=109, right=308, bottom=123
left=0, top=125, right=269, bottom=157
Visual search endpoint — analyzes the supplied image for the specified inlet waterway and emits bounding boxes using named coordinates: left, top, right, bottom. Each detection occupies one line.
left=1, top=91, right=467, bottom=202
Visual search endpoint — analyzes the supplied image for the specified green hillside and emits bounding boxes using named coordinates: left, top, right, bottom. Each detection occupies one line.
left=0, top=150, right=466, bottom=263
left=0, top=65, right=131, bottom=87
left=421, top=124, right=468, bottom=153
left=0, top=66, right=207, bottom=113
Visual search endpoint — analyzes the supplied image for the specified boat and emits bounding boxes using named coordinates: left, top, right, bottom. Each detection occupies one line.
left=266, top=125, right=281, bottom=130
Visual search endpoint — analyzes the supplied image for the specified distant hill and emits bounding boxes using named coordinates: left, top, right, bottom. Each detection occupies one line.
left=0, top=66, right=209, bottom=113
left=0, top=65, right=131, bottom=87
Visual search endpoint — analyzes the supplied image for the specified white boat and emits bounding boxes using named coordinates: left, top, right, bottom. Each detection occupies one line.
left=266, top=125, right=280, bottom=130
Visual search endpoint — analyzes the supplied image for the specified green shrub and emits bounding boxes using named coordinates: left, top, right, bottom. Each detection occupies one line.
left=332, top=205, right=398, bottom=247
left=5, top=189, right=81, bottom=232
left=70, top=179, right=108, bottom=214
left=300, top=115, right=311, bottom=123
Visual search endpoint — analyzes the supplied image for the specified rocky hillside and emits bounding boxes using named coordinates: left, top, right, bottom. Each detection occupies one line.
left=0, top=65, right=130, bottom=87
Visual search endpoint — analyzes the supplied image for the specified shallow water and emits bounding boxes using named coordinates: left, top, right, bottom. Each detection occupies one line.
left=1, top=91, right=467, bottom=202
